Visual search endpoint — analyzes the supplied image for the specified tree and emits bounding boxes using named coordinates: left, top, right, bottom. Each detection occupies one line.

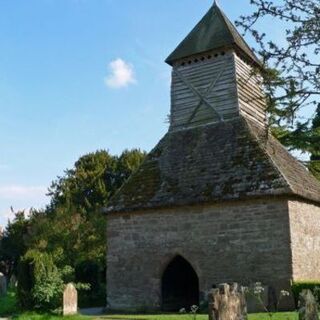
left=236, top=0, right=320, bottom=179
left=30, top=148, right=145, bottom=274
left=309, top=106, right=320, bottom=179
left=47, top=150, right=117, bottom=215
left=13, top=148, right=146, bottom=310
left=0, top=211, right=29, bottom=277
left=47, top=149, right=146, bottom=216
left=237, top=0, right=320, bottom=121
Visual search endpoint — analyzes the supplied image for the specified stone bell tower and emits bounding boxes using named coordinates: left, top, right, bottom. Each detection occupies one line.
left=105, top=2, right=320, bottom=313
left=167, top=2, right=266, bottom=131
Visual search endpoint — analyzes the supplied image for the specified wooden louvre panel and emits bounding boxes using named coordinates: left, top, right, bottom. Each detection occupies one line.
left=234, top=54, right=267, bottom=127
left=170, top=50, right=239, bottom=131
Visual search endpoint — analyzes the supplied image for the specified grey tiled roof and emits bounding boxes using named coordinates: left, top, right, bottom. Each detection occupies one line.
left=106, top=118, right=320, bottom=214
left=166, top=3, right=261, bottom=66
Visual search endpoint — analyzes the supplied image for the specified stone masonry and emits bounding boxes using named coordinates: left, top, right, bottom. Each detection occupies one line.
left=289, top=201, right=320, bottom=281
left=107, top=198, right=293, bottom=311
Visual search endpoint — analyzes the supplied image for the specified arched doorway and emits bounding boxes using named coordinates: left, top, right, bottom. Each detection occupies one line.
left=161, top=256, right=199, bottom=311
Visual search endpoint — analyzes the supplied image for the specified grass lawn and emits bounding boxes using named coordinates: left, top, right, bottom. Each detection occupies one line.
left=9, top=313, right=299, bottom=320
left=12, top=313, right=89, bottom=320
left=100, top=313, right=298, bottom=320
left=0, top=292, right=298, bottom=320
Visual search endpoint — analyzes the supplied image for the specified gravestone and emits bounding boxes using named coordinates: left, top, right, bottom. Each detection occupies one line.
left=298, top=289, right=319, bottom=320
left=63, top=283, right=78, bottom=316
left=208, top=283, right=247, bottom=320
left=0, top=273, right=7, bottom=296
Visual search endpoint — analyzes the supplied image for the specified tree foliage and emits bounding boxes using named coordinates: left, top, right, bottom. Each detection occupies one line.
left=237, top=0, right=320, bottom=121
left=1, top=148, right=146, bottom=310
left=18, top=250, right=65, bottom=310
left=47, top=149, right=145, bottom=215
left=0, top=211, right=29, bottom=277
left=236, top=0, right=320, bottom=178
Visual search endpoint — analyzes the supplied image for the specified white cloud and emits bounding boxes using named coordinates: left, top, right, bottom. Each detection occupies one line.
left=104, top=58, right=136, bottom=89
left=0, top=185, right=47, bottom=200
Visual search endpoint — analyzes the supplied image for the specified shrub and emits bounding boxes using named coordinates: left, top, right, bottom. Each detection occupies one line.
left=18, top=250, right=65, bottom=311
left=17, top=250, right=90, bottom=312
left=17, top=256, right=35, bottom=309
left=291, top=281, right=320, bottom=307
left=17, top=250, right=73, bottom=311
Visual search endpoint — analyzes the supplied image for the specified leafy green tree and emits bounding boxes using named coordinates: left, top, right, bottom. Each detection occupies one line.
left=272, top=101, right=320, bottom=180
left=236, top=0, right=320, bottom=180
left=34, top=149, right=146, bottom=267
left=12, top=148, right=146, bottom=310
left=309, top=106, right=320, bottom=180
left=47, top=149, right=146, bottom=215
left=237, top=0, right=320, bottom=122
left=0, top=211, right=29, bottom=277
left=47, top=150, right=117, bottom=215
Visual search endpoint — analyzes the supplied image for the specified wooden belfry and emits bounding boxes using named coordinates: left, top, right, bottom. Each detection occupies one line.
left=105, top=2, right=320, bottom=313
left=166, top=2, right=266, bottom=132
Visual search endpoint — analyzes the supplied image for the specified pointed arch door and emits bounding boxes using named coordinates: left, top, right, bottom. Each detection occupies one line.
left=161, top=255, right=199, bottom=311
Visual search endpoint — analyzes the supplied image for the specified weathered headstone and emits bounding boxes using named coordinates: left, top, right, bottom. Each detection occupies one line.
left=63, top=283, right=78, bottom=316
left=0, top=273, right=7, bottom=296
left=298, top=289, right=319, bottom=320
left=208, top=283, right=247, bottom=320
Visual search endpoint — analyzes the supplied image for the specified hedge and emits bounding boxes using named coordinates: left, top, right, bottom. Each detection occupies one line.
left=291, top=281, right=320, bottom=307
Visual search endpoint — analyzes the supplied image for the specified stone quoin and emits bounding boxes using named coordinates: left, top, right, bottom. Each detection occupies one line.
left=104, top=2, right=320, bottom=312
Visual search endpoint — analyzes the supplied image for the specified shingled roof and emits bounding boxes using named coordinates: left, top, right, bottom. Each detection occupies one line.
left=106, top=118, right=320, bottom=214
left=165, top=3, right=261, bottom=66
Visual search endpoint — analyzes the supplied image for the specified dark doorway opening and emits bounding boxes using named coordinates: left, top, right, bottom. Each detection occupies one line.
left=161, top=255, right=199, bottom=312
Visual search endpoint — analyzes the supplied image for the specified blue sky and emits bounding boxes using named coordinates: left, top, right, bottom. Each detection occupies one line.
left=0, top=0, right=302, bottom=227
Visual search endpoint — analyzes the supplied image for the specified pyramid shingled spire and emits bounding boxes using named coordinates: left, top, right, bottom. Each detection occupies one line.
left=166, top=3, right=261, bottom=66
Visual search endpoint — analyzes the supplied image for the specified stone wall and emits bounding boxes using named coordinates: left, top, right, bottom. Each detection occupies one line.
left=289, top=200, right=320, bottom=281
left=106, top=198, right=292, bottom=311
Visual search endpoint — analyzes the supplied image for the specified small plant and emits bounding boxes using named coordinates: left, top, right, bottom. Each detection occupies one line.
left=190, top=305, right=199, bottom=320
left=247, top=282, right=290, bottom=320
left=179, top=305, right=199, bottom=320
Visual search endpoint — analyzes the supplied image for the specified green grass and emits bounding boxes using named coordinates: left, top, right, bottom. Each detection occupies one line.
left=9, top=313, right=299, bottom=320
left=12, top=313, right=90, bottom=320
left=0, top=287, right=299, bottom=320
left=0, top=289, right=19, bottom=316
left=100, top=313, right=298, bottom=320
left=0, top=292, right=299, bottom=320
left=248, top=313, right=298, bottom=320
